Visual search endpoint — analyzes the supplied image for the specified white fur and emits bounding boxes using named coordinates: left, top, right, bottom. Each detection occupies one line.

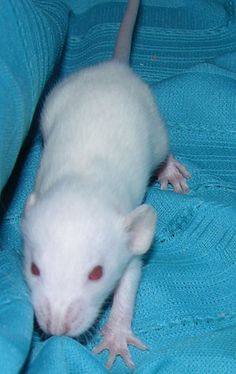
left=37, top=61, right=168, bottom=206
left=22, top=60, right=168, bottom=338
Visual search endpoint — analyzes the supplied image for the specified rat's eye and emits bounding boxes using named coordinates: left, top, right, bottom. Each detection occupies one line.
left=88, top=265, right=103, bottom=281
left=31, top=262, right=40, bottom=276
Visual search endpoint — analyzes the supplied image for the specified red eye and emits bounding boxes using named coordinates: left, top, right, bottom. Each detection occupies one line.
left=31, top=262, right=40, bottom=276
left=88, top=265, right=103, bottom=281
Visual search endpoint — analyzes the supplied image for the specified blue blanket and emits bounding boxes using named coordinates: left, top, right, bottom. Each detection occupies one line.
left=0, top=1, right=236, bottom=372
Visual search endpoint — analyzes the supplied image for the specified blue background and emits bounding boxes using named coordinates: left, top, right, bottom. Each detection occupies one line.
left=0, top=1, right=236, bottom=372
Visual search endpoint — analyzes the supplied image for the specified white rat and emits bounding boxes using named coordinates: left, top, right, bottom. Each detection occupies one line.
left=22, top=0, right=190, bottom=369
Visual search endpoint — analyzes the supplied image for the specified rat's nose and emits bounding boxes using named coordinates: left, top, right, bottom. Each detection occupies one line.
left=47, top=316, right=71, bottom=336
left=36, top=298, right=81, bottom=336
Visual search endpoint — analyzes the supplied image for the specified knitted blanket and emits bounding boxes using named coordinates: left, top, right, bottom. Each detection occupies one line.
left=0, top=1, right=236, bottom=372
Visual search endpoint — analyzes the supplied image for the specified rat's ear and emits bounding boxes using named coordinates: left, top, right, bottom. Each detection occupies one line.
left=124, top=204, right=156, bottom=255
left=25, top=193, right=37, bottom=213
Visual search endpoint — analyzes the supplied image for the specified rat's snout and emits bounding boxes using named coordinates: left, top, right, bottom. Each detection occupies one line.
left=36, top=298, right=82, bottom=337
left=47, top=317, right=71, bottom=336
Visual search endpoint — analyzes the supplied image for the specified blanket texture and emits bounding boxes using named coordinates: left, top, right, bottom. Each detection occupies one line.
left=0, top=0, right=236, bottom=373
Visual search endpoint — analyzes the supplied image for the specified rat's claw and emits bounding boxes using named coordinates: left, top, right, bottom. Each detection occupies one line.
left=172, top=177, right=189, bottom=194
left=93, top=325, right=146, bottom=370
left=174, top=160, right=191, bottom=179
left=159, top=178, right=168, bottom=191
left=179, top=180, right=189, bottom=193
left=92, top=340, right=107, bottom=354
left=106, top=351, right=117, bottom=370
left=119, top=349, right=135, bottom=370
left=106, top=348, right=135, bottom=370
left=157, top=154, right=191, bottom=194
left=127, top=334, right=147, bottom=351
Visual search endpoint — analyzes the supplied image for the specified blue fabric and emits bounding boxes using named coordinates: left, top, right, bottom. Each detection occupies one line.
left=0, top=0, right=236, bottom=373
left=0, top=0, right=69, bottom=191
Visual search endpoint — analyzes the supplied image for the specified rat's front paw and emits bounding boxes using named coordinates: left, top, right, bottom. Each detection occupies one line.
left=93, top=323, right=147, bottom=369
left=157, top=154, right=191, bottom=194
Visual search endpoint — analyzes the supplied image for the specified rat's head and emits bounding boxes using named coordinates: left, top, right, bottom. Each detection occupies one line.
left=22, top=186, right=156, bottom=337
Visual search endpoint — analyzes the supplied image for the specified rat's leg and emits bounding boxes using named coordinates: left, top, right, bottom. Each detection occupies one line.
left=157, top=154, right=191, bottom=193
left=93, top=257, right=146, bottom=369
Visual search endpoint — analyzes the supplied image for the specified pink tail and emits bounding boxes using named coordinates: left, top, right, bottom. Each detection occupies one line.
left=113, top=0, right=140, bottom=64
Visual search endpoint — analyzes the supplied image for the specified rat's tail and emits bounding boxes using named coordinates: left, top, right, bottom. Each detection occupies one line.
left=113, top=0, right=140, bottom=64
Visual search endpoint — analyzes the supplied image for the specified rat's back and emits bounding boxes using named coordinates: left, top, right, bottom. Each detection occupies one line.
left=36, top=60, right=168, bottom=207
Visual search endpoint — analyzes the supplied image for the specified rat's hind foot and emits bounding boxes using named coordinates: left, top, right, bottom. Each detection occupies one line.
left=157, top=154, right=191, bottom=194
left=93, top=322, right=147, bottom=370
